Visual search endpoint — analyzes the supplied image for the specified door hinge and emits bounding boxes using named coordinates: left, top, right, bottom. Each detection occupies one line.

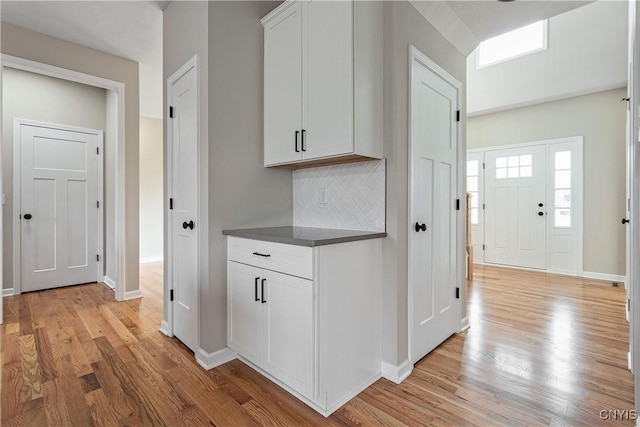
left=482, top=162, right=485, bottom=169
left=169, top=198, right=173, bottom=210
left=96, top=254, right=100, bottom=262
left=170, top=290, right=174, bottom=301
left=482, top=244, right=486, bottom=250
left=169, top=106, right=174, bottom=118
left=456, top=199, right=460, bottom=211
left=97, top=200, right=100, bottom=208
left=483, top=203, right=485, bottom=210
left=628, top=298, right=631, bottom=312
left=97, top=147, right=100, bottom=155
left=456, top=110, right=460, bottom=122
left=455, top=287, right=460, bottom=299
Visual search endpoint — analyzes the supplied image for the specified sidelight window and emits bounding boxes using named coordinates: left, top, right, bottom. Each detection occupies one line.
left=467, top=160, right=480, bottom=225
left=554, top=151, right=572, bottom=227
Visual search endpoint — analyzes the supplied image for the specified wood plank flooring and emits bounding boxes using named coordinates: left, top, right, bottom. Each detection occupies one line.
left=1, top=262, right=634, bottom=426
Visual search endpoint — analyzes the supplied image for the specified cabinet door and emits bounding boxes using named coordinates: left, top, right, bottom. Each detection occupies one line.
left=264, top=1, right=303, bottom=166
left=227, top=261, right=263, bottom=366
left=302, top=0, right=354, bottom=160
left=262, top=270, right=313, bottom=399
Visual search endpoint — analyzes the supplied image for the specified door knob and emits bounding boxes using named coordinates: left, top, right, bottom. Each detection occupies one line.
left=182, top=220, right=194, bottom=230
left=622, top=218, right=630, bottom=224
left=23, top=213, right=32, bottom=220
left=538, top=203, right=544, bottom=207
left=538, top=212, right=544, bottom=216
left=415, top=222, right=427, bottom=232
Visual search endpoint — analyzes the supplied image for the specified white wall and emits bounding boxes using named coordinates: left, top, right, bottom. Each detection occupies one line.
left=139, top=116, right=163, bottom=262
left=467, top=88, right=627, bottom=276
left=1, top=67, right=107, bottom=289
left=467, top=1, right=627, bottom=115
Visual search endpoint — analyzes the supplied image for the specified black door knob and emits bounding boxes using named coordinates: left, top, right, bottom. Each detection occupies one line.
left=415, top=222, right=427, bottom=232
left=23, top=213, right=32, bottom=220
left=538, top=212, right=544, bottom=216
left=622, top=218, right=630, bottom=224
left=538, top=203, right=544, bottom=207
left=182, top=220, right=194, bottom=230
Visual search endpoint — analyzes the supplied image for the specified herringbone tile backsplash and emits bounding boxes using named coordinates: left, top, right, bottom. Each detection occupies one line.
left=293, top=159, right=386, bottom=231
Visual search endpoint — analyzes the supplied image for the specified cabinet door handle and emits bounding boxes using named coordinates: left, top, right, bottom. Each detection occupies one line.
left=301, top=129, right=306, bottom=152
left=261, top=278, right=267, bottom=303
left=295, top=130, right=300, bottom=153
left=254, top=277, right=260, bottom=302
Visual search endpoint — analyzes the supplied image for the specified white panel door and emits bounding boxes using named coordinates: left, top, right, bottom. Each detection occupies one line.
left=302, top=0, right=353, bottom=160
left=410, top=55, right=459, bottom=363
left=262, top=269, right=313, bottom=399
left=20, top=124, right=99, bottom=292
left=227, top=261, right=263, bottom=366
left=485, top=145, right=546, bottom=269
left=169, top=63, right=198, bottom=352
left=264, top=1, right=303, bottom=166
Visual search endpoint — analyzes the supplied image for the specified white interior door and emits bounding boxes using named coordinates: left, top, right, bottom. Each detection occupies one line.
left=169, top=60, right=198, bottom=352
left=19, top=123, right=100, bottom=292
left=409, top=50, right=459, bottom=363
left=485, top=145, right=547, bottom=270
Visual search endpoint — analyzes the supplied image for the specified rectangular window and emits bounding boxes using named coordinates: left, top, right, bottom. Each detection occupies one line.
left=495, top=154, right=533, bottom=179
left=467, top=159, right=480, bottom=225
left=554, top=151, right=572, bottom=228
left=477, top=21, right=547, bottom=68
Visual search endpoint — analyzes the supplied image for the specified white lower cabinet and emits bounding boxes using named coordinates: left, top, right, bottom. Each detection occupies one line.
left=226, top=236, right=382, bottom=416
left=228, top=260, right=313, bottom=399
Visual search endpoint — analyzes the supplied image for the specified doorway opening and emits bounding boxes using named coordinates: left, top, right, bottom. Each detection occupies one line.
left=1, top=54, right=127, bottom=303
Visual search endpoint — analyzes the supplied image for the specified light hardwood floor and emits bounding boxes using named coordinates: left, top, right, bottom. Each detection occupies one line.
left=1, top=262, right=634, bottom=426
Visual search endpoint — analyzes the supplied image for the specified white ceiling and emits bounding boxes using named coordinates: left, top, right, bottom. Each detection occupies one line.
left=1, top=1, right=164, bottom=118
left=0, top=0, right=598, bottom=118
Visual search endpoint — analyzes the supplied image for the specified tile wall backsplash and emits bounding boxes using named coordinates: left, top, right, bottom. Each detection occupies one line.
left=293, top=159, right=386, bottom=231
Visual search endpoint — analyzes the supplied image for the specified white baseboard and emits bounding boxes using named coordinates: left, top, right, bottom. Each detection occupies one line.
left=140, top=256, right=163, bottom=264
left=2, top=288, right=14, bottom=297
left=159, top=320, right=171, bottom=337
left=103, top=276, right=116, bottom=290
left=381, top=359, right=412, bottom=384
left=459, top=316, right=470, bottom=332
left=196, top=347, right=237, bottom=370
left=582, top=271, right=626, bottom=286
left=124, top=290, right=142, bottom=300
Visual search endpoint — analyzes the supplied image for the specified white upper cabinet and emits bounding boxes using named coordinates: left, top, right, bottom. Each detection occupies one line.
left=262, top=0, right=383, bottom=168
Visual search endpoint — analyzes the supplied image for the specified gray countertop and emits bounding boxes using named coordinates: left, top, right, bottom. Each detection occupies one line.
left=222, top=226, right=387, bottom=247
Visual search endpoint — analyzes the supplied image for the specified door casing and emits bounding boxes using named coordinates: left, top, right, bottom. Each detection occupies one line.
left=407, top=45, right=466, bottom=367
left=13, top=119, right=104, bottom=293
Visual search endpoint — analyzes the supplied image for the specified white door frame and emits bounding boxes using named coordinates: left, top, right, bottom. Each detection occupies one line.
left=468, top=136, right=584, bottom=277
left=13, top=119, right=104, bottom=293
left=162, top=54, right=200, bottom=349
left=1, top=54, right=127, bottom=302
left=407, top=45, right=466, bottom=367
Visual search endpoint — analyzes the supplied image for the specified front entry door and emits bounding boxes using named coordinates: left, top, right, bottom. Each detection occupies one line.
left=168, top=59, right=198, bottom=352
left=19, top=122, right=101, bottom=292
left=484, top=145, right=547, bottom=269
left=409, top=49, right=459, bottom=363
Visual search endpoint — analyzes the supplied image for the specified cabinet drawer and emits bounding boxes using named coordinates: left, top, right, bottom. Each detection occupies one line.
left=227, top=237, right=313, bottom=279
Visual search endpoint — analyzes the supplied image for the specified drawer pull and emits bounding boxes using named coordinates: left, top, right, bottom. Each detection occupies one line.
left=261, top=279, right=267, bottom=303
left=252, top=252, right=271, bottom=258
left=254, top=277, right=260, bottom=302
